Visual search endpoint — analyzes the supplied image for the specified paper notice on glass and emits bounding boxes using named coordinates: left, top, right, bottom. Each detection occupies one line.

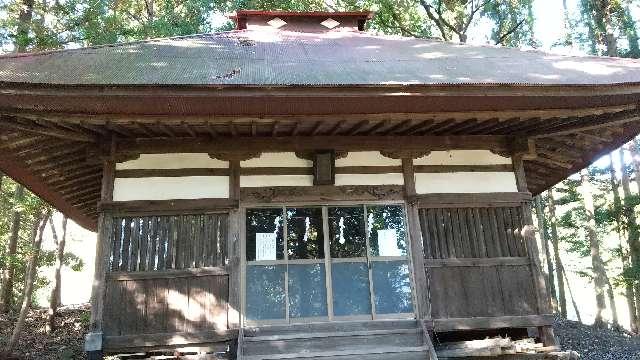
left=377, top=229, right=400, bottom=256
left=256, top=233, right=277, bottom=261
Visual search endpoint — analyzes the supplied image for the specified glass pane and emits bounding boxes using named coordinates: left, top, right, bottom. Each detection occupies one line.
left=367, top=205, right=407, bottom=257
left=372, top=261, right=413, bottom=314
left=246, top=208, right=284, bottom=261
left=331, top=262, right=371, bottom=316
left=328, top=207, right=366, bottom=258
left=288, top=264, right=328, bottom=318
left=287, top=207, right=325, bottom=260
left=246, top=265, right=286, bottom=321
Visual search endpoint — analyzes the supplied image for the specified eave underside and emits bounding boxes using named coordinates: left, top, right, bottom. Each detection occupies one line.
left=1, top=86, right=640, bottom=231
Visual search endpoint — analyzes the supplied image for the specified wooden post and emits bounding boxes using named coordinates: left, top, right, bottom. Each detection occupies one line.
left=513, top=154, right=557, bottom=346
left=227, top=160, right=241, bottom=330
left=86, top=152, right=115, bottom=359
left=402, top=158, right=431, bottom=320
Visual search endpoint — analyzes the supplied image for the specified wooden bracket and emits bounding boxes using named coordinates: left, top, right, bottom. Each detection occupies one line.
left=209, top=151, right=261, bottom=162
left=490, top=138, right=536, bottom=160
left=380, top=150, right=430, bottom=159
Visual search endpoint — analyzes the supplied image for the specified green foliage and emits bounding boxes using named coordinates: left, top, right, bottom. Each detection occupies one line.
left=0, top=177, right=84, bottom=312
left=483, top=0, right=538, bottom=46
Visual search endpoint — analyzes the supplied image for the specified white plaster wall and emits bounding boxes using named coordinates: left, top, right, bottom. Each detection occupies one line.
left=414, top=172, right=517, bottom=194
left=336, top=151, right=402, bottom=166
left=241, top=153, right=312, bottom=167
left=414, top=150, right=511, bottom=166
left=335, top=173, right=404, bottom=186
left=117, top=153, right=229, bottom=169
left=113, top=176, right=229, bottom=201
left=240, top=175, right=314, bottom=187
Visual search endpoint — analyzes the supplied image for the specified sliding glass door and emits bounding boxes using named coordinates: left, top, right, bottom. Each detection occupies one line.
left=244, top=204, right=414, bottom=325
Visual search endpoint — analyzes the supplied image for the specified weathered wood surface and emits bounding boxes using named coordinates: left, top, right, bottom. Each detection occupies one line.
left=103, top=272, right=229, bottom=337
left=428, top=263, right=538, bottom=319
left=419, top=206, right=527, bottom=259
left=108, top=213, right=228, bottom=272
left=426, top=314, right=554, bottom=332
left=103, top=329, right=237, bottom=352
left=418, top=202, right=541, bottom=320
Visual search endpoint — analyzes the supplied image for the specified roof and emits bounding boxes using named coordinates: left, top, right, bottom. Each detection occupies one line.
left=1, top=30, right=640, bottom=86
left=2, top=26, right=640, bottom=231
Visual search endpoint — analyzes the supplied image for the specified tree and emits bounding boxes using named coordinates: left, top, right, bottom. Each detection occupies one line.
left=46, top=215, right=68, bottom=333
left=535, top=196, right=558, bottom=312
left=484, top=0, right=536, bottom=46
left=580, top=168, right=610, bottom=328
left=547, top=189, right=567, bottom=318
left=609, top=150, right=638, bottom=333
left=5, top=209, right=50, bottom=352
left=0, top=185, right=24, bottom=314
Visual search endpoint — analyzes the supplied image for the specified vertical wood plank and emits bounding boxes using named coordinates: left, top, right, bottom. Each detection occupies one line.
left=435, top=208, right=448, bottom=258
left=138, top=217, right=149, bottom=271
left=488, top=208, right=503, bottom=257
left=111, top=218, right=122, bottom=271
left=473, top=208, right=487, bottom=258
left=427, top=210, right=440, bottom=259
left=494, top=208, right=509, bottom=257
left=130, top=218, right=140, bottom=271
left=450, top=208, right=463, bottom=257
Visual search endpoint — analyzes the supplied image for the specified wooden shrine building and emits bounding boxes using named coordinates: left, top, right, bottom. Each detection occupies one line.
left=2, top=10, right=640, bottom=359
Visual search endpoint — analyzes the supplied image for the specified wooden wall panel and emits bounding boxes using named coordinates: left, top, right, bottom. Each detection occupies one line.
left=103, top=273, right=229, bottom=336
left=427, top=264, right=536, bottom=319
left=419, top=206, right=527, bottom=259
left=108, top=213, right=228, bottom=272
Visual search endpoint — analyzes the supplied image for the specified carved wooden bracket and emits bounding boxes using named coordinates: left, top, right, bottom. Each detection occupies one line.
left=491, top=138, right=536, bottom=160
left=209, top=152, right=261, bottom=161
left=379, top=150, right=430, bottom=160
left=241, top=185, right=405, bottom=203
left=295, top=151, right=348, bottom=161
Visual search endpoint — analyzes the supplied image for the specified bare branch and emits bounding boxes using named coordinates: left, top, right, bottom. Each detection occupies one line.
left=496, top=18, right=527, bottom=45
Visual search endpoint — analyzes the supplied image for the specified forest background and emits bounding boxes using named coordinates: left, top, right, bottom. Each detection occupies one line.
left=1, top=0, right=640, bottom=345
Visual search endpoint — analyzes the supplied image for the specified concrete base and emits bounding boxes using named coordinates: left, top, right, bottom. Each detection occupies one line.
left=86, top=350, right=103, bottom=360
left=84, top=332, right=103, bottom=352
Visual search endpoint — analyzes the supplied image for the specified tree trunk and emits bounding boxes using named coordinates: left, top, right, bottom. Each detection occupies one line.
left=46, top=215, right=67, bottom=333
left=547, top=189, right=567, bottom=317
left=579, top=169, right=609, bottom=328
left=15, top=0, right=35, bottom=52
left=0, top=185, right=24, bottom=314
left=621, top=144, right=640, bottom=331
left=602, top=0, right=618, bottom=57
left=6, top=210, right=50, bottom=352
left=535, top=196, right=557, bottom=312
left=563, top=267, right=583, bottom=323
left=611, top=151, right=638, bottom=333
left=606, top=277, right=620, bottom=329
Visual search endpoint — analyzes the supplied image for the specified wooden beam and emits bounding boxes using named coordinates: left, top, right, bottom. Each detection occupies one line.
left=115, top=135, right=511, bottom=155
left=411, top=192, right=532, bottom=209
left=103, top=329, right=238, bottom=352
left=426, top=315, right=554, bottom=332
left=98, top=198, right=238, bottom=214
left=533, top=114, right=640, bottom=138
left=0, top=119, right=97, bottom=142
left=0, top=155, right=96, bottom=230
left=106, top=266, right=228, bottom=281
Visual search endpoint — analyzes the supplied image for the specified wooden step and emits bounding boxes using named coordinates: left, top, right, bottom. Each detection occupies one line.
left=243, top=329, right=423, bottom=356
left=244, top=328, right=421, bottom=342
left=243, top=345, right=429, bottom=360
left=243, top=319, right=418, bottom=338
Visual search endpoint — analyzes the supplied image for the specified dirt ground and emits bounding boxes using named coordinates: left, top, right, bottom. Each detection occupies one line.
left=1, top=307, right=640, bottom=359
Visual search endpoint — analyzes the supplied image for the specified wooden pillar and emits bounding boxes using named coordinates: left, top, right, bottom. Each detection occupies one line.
left=402, top=158, right=430, bottom=320
left=227, top=160, right=241, bottom=329
left=513, top=154, right=557, bottom=346
left=86, top=156, right=115, bottom=358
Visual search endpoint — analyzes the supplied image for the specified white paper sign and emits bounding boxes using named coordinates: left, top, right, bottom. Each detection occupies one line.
left=377, top=229, right=400, bottom=256
left=256, top=233, right=277, bottom=261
